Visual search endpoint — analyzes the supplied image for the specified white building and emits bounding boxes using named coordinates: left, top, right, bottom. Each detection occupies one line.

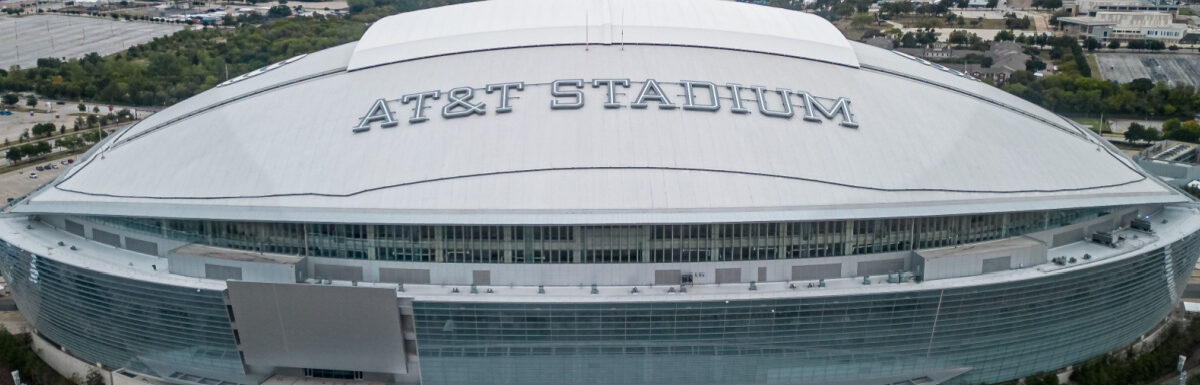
left=1059, top=11, right=1188, bottom=42
left=2, top=1, right=1198, bottom=385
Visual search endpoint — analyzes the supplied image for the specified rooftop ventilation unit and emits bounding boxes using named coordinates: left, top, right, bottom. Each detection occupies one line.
left=1131, top=217, right=1153, bottom=233
left=1091, top=231, right=1121, bottom=248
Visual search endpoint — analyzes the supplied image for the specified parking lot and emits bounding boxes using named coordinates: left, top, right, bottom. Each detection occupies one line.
left=0, top=158, right=71, bottom=206
left=0, top=14, right=184, bottom=70
left=1096, top=53, right=1200, bottom=88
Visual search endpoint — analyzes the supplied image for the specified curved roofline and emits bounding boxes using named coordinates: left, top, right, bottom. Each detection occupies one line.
left=346, top=0, right=859, bottom=70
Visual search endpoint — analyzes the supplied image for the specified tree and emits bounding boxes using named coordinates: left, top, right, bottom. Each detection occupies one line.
left=77, top=103, right=85, bottom=112
left=1129, top=78, right=1155, bottom=93
left=1, top=93, right=16, bottom=106
left=1108, top=40, right=1121, bottom=49
left=1084, top=37, right=1100, bottom=52
left=55, top=135, right=86, bottom=151
left=1026, top=58, right=1047, bottom=72
left=268, top=5, right=292, bottom=18
left=31, top=123, right=56, bottom=137
left=994, top=29, right=1015, bottom=41
left=1127, top=40, right=1147, bottom=49
left=948, top=30, right=971, bottom=46
left=986, top=0, right=998, bottom=7
left=1125, top=122, right=1147, bottom=143
left=92, top=106, right=99, bottom=113
left=24, top=95, right=37, bottom=108
left=1148, top=40, right=1166, bottom=50
left=1025, top=372, right=1061, bottom=385
left=4, top=147, right=21, bottom=162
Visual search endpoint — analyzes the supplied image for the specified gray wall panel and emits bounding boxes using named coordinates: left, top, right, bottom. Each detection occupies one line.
left=124, top=237, right=159, bottom=256
left=205, top=264, right=243, bottom=281
left=654, top=270, right=681, bottom=285
left=981, top=256, right=1012, bottom=274
left=715, top=268, right=741, bottom=284
left=792, top=263, right=841, bottom=280
left=1052, top=228, right=1085, bottom=247
left=91, top=229, right=121, bottom=248
left=379, top=268, right=431, bottom=284
left=315, top=264, right=363, bottom=281
left=64, top=220, right=84, bottom=237
left=472, top=270, right=491, bottom=286
left=857, top=259, right=905, bottom=276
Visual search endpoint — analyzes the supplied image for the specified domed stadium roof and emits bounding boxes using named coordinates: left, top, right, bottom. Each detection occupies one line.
left=16, top=0, right=1185, bottom=224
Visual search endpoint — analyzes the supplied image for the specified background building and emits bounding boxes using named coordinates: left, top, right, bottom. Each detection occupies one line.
left=2, top=1, right=1198, bottom=385
left=1059, top=11, right=1189, bottom=43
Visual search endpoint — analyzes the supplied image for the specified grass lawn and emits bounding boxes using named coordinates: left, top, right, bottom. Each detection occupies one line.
left=1085, top=53, right=1100, bottom=77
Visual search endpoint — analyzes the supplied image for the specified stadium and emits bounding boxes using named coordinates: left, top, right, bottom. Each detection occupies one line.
left=2, top=0, right=1199, bottom=384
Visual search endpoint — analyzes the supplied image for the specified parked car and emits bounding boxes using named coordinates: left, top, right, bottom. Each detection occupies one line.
left=67, top=158, right=74, bottom=164
left=51, top=164, right=59, bottom=169
left=28, top=173, right=37, bottom=179
left=35, top=166, right=43, bottom=171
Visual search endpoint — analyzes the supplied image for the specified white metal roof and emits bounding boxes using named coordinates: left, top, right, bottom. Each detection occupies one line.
left=13, top=1, right=1187, bottom=224
left=346, top=0, right=860, bottom=70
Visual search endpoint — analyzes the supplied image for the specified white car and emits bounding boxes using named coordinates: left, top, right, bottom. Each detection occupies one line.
left=28, top=173, right=37, bottom=179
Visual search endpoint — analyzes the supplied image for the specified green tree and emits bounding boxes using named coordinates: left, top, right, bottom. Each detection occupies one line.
left=77, top=103, right=85, bottom=112
left=1084, top=37, right=1100, bottom=52
left=24, top=95, right=37, bottom=108
left=4, top=146, right=22, bottom=162
left=1107, top=40, right=1120, bottom=49
left=1125, top=122, right=1147, bottom=142
left=1025, top=372, right=1061, bottom=385
left=1026, top=58, right=1047, bottom=71
left=31, top=123, right=56, bottom=137
left=1, top=93, right=16, bottom=106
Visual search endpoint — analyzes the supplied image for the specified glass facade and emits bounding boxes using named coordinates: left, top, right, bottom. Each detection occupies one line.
left=2, top=212, right=1195, bottom=385
left=411, top=230, right=1200, bottom=385
left=82, top=207, right=1106, bottom=264
left=0, top=239, right=246, bottom=383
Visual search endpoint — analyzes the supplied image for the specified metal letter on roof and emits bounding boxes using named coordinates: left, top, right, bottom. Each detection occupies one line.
left=550, top=79, right=585, bottom=110
left=442, top=87, right=487, bottom=119
left=352, top=98, right=399, bottom=133
left=400, top=90, right=441, bottom=123
left=725, top=83, right=750, bottom=114
left=485, top=82, right=525, bottom=113
left=800, top=93, right=858, bottom=128
left=753, top=87, right=794, bottom=118
left=630, top=79, right=677, bottom=109
left=591, top=79, right=631, bottom=109
left=680, top=81, right=720, bottom=111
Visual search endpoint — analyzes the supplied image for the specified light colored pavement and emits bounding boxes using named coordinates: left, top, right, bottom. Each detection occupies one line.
left=0, top=157, right=70, bottom=204
left=1, top=100, right=144, bottom=146
left=1097, top=53, right=1200, bottom=88
left=1109, top=119, right=1167, bottom=134
left=0, top=311, right=29, bottom=334
left=0, top=14, right=184, bottom=70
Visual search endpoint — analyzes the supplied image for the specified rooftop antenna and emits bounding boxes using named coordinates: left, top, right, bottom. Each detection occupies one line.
left=621, top=8, right=625, bottom=51
left=585, top=12, right=590, bottom=51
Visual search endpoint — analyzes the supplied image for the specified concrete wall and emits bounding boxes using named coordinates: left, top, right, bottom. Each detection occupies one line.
left=304, top=250, right=911, bottom=286
left=918, top=240, right=1047, bottom=281
left=31, top=333, right=112, bottom=385
left=166, top=252, right=300, bottom=284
